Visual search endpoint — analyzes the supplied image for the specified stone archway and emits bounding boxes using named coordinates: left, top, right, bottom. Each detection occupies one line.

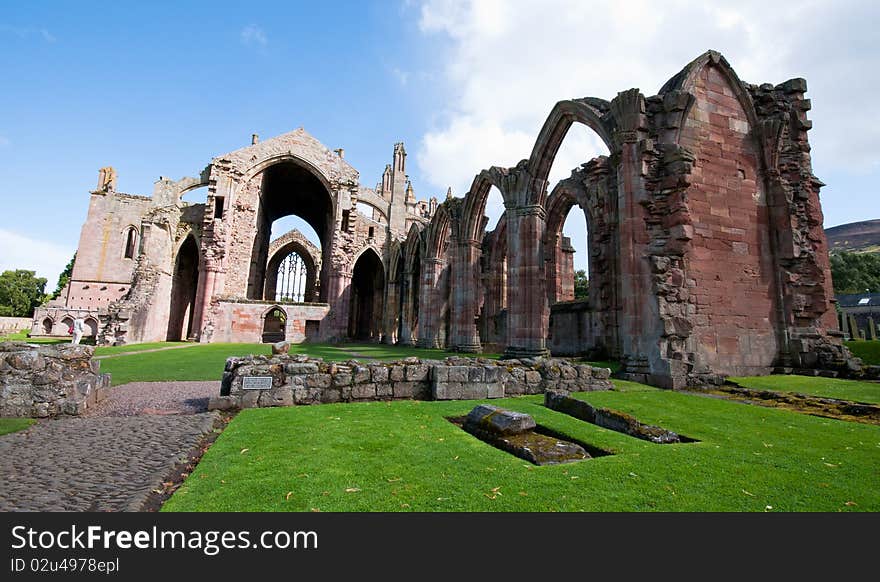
left=348, top=248, right=385, bottom=341
left=167, top=236, right=199, bottom=341
left=262, top=306, right=287, bottom=343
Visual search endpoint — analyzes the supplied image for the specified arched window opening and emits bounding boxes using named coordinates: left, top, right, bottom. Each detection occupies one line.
left=42, top=317, right=54, bottom=335
left=275, top=251, right=308, bottom=302
left=123, top=227, right=138, bottom=259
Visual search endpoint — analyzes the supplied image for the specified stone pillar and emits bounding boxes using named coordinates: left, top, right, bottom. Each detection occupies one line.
left=382, top=279, right=400, bottom=344
left=192, top=259, right=219, bottom=342
left=321, top=268, right=352, bottom=341
left=505, top=204, right=549, bottom=358
left=416, top=258, right=445, bottom=348
left=450, top=240, right=481, bottom=352
left=559, top=236, right=576, bottom=302
left=398, top=271, right=414, bottom=346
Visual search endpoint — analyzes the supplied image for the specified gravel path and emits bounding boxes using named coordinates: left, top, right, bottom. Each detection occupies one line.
left=85, top=381, right=220, bottom=417
left=0, top=381, right=224, bottom=511
left=0, top=413, right=219, bottom=511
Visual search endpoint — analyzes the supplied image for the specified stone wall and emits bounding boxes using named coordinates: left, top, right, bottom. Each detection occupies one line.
left=209, top=355, right=612, bottom=411
left=204, top=301, right=330, bottom=344
left=0, top=343, right=110, bottom=417
left=0, top=317, right=32, bottom=335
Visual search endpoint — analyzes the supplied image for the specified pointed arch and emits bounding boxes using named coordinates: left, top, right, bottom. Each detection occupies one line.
left=527, top=98, right=614, bottom=186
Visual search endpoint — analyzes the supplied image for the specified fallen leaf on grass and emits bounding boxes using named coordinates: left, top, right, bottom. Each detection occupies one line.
left=436, top=497, right=450, bottom=501
left=519, top=491, right=528, bottom=496
left=387, top=477, right=402, bottom=483
left=240, top=448, right=250, bottom=455
left=845, top=501, right=858, bottom=507
left=345, top=487, right=361, bottom=493
left=310, top=508, right=321, bottom=512
left=484, top=486, right=503, bottom=500
left=742, top=489, right=755, bottom=497
left=824, top=463, right=838, bottom=468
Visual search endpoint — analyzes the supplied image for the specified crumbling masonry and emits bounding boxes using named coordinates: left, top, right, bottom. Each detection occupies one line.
left=34, top=51, right=855, bottom=388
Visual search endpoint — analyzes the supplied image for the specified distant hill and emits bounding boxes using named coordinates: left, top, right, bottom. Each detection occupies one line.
left=825, top=219, right=880, bottom=254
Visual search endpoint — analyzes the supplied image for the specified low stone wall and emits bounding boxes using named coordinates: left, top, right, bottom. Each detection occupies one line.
left=209, top=355, right=613, bottom=411
left=0, top=317, right=32, bottom=335
left=0, top=342, right=111, bottom=417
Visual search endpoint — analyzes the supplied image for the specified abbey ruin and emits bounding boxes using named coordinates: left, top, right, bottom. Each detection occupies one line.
left=33, top=51, right=853, bottom=388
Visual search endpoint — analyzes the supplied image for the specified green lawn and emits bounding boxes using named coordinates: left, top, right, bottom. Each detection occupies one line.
left=0, top=418, right=35, bottom=436
left=729, top=375, right=880, bottom=404
left=93, top=341, right=190, bottom=356
left=96, top=342, right=498, bottom=386
left=846, top=340, right=880, bottom=365
left=0, top=329, right=69, bottom=344
left=163, top=382, right=880, bottom=512
left=97, top=343, right=270, bottom=386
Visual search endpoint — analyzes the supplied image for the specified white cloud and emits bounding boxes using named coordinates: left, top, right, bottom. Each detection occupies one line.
left=414, top=0, right=880, bottom=190
left=412, top=0, right=880, bottom=269
left=0, top=229, right=75, bottom=291
left=0, top=25, right=56, bottom=42
left=390, top=66, right=410, bottom=86
left=240, top=24, right=268, bottom=48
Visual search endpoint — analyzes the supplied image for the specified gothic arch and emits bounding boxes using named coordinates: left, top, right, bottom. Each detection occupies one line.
left=528, top=98, right=615, bottom=187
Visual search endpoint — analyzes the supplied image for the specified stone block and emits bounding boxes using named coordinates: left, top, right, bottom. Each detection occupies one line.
left=352, top=383, right=377, bottom=399
left=285, top=363, right=319, bottom=375
left=449, top=366, right=469, bottom=382
left=332, top=371, right=353, bottom=387
left=321, top=387, right=342, bottom=404
left=293, top=387, right=322, bottom=405
left=392, top=381, right=415, bottom=398
left=305, top=373, right=332, bottom=389
left=208, top=395, right=239, bottom=411
left=376, top=382, right=392, bottom=398
left=464, top=404, right=536, bottom=435
left=240, top=391, right=261, bottom=409
left=433, top=366, right=449, bottom=382
left=468, top=367, right=484, bottom=382
left=390, top=365, right=405, bottom=381
left=370, top=366, right=390, bottom=383
left=524, top=370, right=542, bottom=384
left=505, top=380, right=527, bottom=396
left=406, top=364, right=429, bottom=382
left=486, top=383, right=504, bottom=399
left=484, top=366, right=501, bottom=382
left=259, top=386, right=294, bottom=407
left=353, top=366, right=371, bottom=384
left=592, top=367, right=612, bottom=380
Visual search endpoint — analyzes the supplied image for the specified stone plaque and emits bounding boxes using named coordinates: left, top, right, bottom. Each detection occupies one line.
left=242, top=376, right=273, bottom=390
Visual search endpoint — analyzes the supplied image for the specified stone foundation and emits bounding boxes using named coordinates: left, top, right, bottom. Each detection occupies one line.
left=209, top=355, right=612, bottom=411
left=0, top=342, right=111, bottom=417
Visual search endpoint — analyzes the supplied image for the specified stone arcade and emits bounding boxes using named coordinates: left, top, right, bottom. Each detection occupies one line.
left=34, top=51, right=854, bottom=388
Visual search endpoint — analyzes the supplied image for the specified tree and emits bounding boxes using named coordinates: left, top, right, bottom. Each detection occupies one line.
left=574, top=269, right=589, bottom=300
left=830, top=252, right=880, bottom=295
left=51, top=252, right=76, bottom=299
left=0, top=270, right=47, bottom=317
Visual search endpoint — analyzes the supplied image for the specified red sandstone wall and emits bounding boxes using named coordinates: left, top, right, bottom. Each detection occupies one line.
left=68, top=192, right=151, bottom=309
left=680, top=64, right=779, bottom=374
left=209, top=301, right=330, bottom=343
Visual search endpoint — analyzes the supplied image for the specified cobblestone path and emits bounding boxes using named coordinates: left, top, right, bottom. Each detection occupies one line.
left=0, top=381, right=224, bottom=511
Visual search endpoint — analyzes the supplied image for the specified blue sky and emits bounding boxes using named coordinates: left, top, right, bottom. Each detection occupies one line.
left=1, top=1, right=878, bottom=287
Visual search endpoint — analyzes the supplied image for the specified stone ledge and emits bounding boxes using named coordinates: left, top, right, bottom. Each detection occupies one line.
left=211, top=354, right=613, bottom=411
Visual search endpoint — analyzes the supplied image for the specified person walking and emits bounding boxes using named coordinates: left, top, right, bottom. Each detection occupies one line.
left=72, top=316, right=85, bottom=345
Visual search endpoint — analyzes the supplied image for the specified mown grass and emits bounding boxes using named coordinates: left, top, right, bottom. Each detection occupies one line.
left=163, top=382, right=880, bottom=512
left=729, top=375, right=880, bottom=404
left=0, top=329, right=68, bottom=344
left=845, top=340, right=880, bottom=366
left=93, top=341, right=190, bottom=357
left=96, top=342, right=499, bottom=386
left=98, top=343, right=271, bottom=386
left=0, top=418, right=35, bottom=436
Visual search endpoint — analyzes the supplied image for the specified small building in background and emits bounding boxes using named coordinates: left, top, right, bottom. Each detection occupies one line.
left=837, top=293, right=880, bottom=340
